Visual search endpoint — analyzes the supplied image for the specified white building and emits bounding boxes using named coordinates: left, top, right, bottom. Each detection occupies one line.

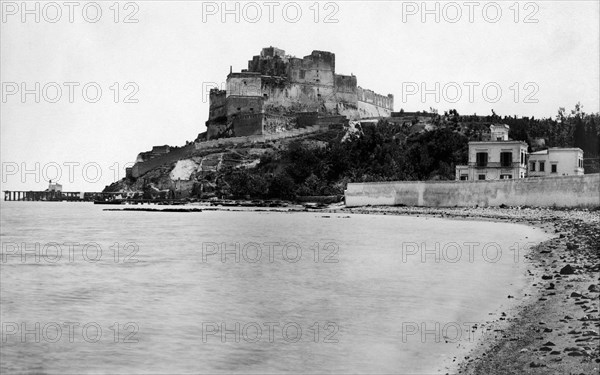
left=47, top=180, right=62, bottom=192
left=528, top=148, right=584, bottom=177
left=455, top=124, right=528, bottom=181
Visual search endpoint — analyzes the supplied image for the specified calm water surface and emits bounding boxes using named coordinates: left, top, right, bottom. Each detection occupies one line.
left=0, top=202, right=549, bottom=374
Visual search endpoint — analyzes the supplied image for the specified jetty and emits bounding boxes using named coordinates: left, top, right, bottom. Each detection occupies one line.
left=3, top=190, right=121, bottom=202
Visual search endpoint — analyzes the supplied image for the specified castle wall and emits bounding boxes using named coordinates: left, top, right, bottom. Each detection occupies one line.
left=287, top=51, right=335, bottom=86
left=261, top=46, right=286, bottom=58
left=195, top=124, right=332, bottom=151
left=335, top=93, right=359, bottom=109
left=334, top=74, right=359, bottom=108
left=207, top=124, right=228, bottom=139
left=337, top=104, right=362, bottom=121
left=288, top=64, right=334, bottom=87
left=232, top=113, right=264, bottom=137
left=248, top=54, right=288, bottom=76
left=357, top=87, right=394, bottom=110
left=262, top=83, right=336, bottom=113
left=335, top=74, right=357, bottom=93
left=263, top=114, right=293, bottom=134
left=207, top=89, right=227, bottom=121
left=354, top=86, right=394, bottom=118
left=296, top=112, right=319, bottom=127
left=303, top=51, right=335, bottom=72
left=225, top=96, right=264, bottom=117
left=227, top=73, right=262, bottom=97
left=231, top=113, right=297, bottom=136
left=358, top=100, right=393, bottom=118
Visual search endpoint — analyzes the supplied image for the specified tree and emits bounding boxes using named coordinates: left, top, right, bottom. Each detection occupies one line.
left=268, top=173, right=296, bottom=200
left=585, top=116, right=599, bottom=156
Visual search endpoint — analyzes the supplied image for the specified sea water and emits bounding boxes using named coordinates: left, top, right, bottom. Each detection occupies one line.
left=0, top=202, right=549, bottom=374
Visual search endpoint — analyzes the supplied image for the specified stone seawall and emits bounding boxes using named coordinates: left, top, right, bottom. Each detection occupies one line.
left=345, top=174, right=600, bottom=208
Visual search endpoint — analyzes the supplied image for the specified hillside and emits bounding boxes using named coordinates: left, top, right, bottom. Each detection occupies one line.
left=105, top=104, right=600, bottom=201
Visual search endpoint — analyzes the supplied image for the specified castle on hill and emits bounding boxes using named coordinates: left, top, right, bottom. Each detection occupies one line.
left=206, top=47, right=394, bottom=139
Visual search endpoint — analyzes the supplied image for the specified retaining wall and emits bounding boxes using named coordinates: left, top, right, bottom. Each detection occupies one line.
left=132, top=144, right=196, bottom=178
left=132, top=125, right=330, bottom=178
left=194, top=124, right=329, bottom=150
left=345, top=174, right=600, bottom=208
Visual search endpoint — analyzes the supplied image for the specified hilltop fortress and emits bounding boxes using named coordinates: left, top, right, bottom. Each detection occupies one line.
left=128, top=46, right=397, bottom=179
left=206, top=47, right=394, bottom=139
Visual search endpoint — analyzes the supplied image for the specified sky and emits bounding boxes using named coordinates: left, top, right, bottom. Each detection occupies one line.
left=1, top=0, right=599, bottom=192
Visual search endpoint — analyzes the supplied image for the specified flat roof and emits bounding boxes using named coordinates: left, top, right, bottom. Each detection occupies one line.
left=531, top=147, right=583, bottom=155
left=547, top=147, right=583, bottom=151
left=228, top=72, right=262, bottom=77
left=469, top=140, right=527, bottom=145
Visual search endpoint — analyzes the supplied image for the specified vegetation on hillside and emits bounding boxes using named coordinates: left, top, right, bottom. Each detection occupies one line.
left=216, top=103, right=599, bottom=200
left=106, top=103, right=599, bottom=200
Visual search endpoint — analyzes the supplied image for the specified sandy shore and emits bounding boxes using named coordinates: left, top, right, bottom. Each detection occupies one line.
left=335, top=206, right=599, bottom=375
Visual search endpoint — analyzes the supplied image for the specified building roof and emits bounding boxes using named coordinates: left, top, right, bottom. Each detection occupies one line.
left=530, top=150, right=548, bottom=155
left=530, top=147, right=583, bottom=155
left=547, top=147, right=583, bottom=152
left=468, top=140, right=527, bottom=146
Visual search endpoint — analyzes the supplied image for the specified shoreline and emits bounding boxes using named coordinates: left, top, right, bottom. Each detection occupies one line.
left=335, top=206, right=599, bottom=374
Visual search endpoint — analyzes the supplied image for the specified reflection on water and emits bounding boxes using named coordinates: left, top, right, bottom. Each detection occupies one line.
left=0, top=202, right=549, bottom=374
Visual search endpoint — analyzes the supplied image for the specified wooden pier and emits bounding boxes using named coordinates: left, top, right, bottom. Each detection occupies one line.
left=3, top=190, right=121, bottom=202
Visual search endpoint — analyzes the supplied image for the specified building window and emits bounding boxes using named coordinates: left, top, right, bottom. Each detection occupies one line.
left=476, top=152, right=488, bottom=167
left=578, top=159, right=583, bottom=168
left=551, top=164, right=557, bottom=173
left=539, top=161, right=545, bottom=172
left=521, top=152, right=525, bottom=165
left=460, top=175, right=468, bottom=181
left=500, top=174, right=513, bottom=179
left=478, top=174, right=486, bottom=180
left=530, top=162, right=536, bottom=171
left=500, top=152, right=513, bottom=167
